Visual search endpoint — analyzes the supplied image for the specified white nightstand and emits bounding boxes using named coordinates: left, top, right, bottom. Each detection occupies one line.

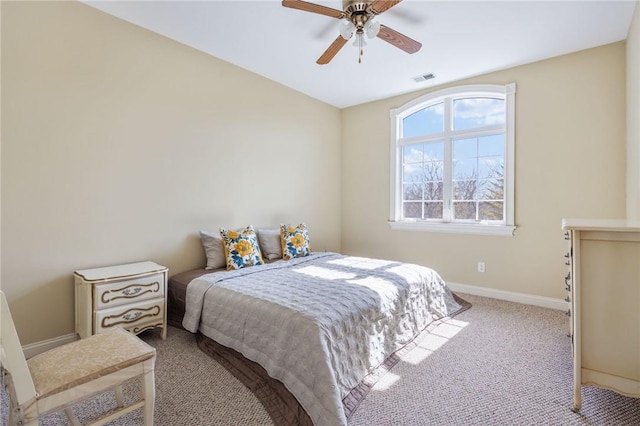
left=75, top=261, right=168, bottom=340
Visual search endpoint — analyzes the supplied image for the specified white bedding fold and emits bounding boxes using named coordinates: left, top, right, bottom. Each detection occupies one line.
left=183, top=252, right=461, bottom=426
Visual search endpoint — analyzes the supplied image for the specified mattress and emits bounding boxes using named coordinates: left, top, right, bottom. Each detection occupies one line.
left=167, top=267, right=211, bottom=329
left=180, top=252, right=466, bottom=426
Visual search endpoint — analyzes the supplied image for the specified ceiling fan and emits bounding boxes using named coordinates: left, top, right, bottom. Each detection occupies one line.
left=282, top=0, right=422, bottom=64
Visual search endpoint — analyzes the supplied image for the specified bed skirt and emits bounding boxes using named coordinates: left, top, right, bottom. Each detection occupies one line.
left=195, top=294, right=471, bottom=425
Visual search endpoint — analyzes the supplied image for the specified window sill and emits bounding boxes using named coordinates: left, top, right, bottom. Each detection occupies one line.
left=388, top=220, right=516, bottom=236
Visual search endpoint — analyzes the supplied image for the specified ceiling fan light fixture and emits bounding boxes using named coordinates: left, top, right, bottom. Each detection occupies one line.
left=352, top=32, right=367, bottom=47
left=283, top=0, right=422, bottom=65
left=365, top=19, right=380, bottom=38
left=340, top=21, right=355, bottom=40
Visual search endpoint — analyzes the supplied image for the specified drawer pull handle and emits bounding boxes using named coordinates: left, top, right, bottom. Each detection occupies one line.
left=123, top=311, right=143, bottom=321
left=564, top=231, right=570, bottom=240
left=564, top=252, right=570, bottom=258
left=565, top=283, right=571, bottom=291
left=101, top=282, right=160, bottom=304
left=101, top=305, right=161, bottom=328
left=565, top=260, right=570, bottom=266
left=565, top=272, right=571, bottom=281
left=565, top=296, right=570, bottom=303
left=123, top=287, right=142, bottom=296
left=566, top=309, right=571, bottom=317
left=132, top=322, right=163, bottom=334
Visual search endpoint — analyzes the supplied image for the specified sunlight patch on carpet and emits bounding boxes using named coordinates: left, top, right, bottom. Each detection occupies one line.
left=371, top=372, right=401, bottom=391
left=404, top=319, right=469, bottom=365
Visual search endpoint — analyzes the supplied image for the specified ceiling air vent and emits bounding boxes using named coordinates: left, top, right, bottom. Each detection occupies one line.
left=413, top=73, right=435, bottom=83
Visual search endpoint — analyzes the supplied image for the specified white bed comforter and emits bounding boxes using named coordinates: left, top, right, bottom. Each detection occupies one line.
left=183, top=252, right=461, bottom=426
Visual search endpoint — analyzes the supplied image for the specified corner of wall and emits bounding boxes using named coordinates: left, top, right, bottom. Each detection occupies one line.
left=627, top=2, right=640, bottom=220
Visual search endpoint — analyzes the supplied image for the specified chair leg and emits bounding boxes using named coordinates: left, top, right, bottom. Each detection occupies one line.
left=65, top=407, right=81, bottom=426
left=142, top=370, right=155, bottom=426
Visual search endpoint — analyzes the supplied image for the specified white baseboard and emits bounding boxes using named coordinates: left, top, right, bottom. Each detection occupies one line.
left=22, top=333, right=78, bottom=359
left=447, top=282, right=567, bottom=311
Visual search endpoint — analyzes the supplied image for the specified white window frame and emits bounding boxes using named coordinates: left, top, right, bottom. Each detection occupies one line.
left=389, top=83, right=516, bottom=236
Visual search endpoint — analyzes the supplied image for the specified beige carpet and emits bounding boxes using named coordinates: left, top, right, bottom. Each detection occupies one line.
left=2, top=293, right=639, bottom=425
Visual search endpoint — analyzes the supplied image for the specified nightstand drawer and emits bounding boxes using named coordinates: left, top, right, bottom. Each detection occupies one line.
left=95, top=297, right=165, bottom=335
left=94, top=272, right=164, bottom=309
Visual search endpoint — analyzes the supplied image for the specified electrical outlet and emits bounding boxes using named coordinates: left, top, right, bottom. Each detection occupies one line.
left=477, top=262, right=486, bottom=273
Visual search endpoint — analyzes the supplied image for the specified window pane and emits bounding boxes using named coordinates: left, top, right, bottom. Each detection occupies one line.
left=423, top=202, right=443, bottom=219
left=453, top=98, right=505, bottom=130
left=424, top=180, right=443, bottom=201
left=403, top=183, right=422, bottom=201
left=404, top=143, right=443, bottom=164
left=402, top=143, right=444, bottom=200
left=424, top=143, right=444, bottom=161
left=453, top=159, right=477, bottom=180
left=478, top=178, right=504, bottom=200
left=403, top=164, right=423, bottom=183
left=453, top=138, right=478, bottom=159
left=403, top=145, right=423, bottom=164
left=403, top=202, right=422, bottom=218
left=453, top=180, right=477, bottom=201
left=454, top=201, right=477, bottom=220
left=478, top=156, right=503, bottom=179
left=402, top=103, right=444, bottom=138
left=423, top=161, right=443, bottom=182
left=454, top=135, right=504, bottom=208
left=479, top=201, right=504, bottom=221
left=401, top=141, right=444, bottom=220
left=478, top=134, right=504, bottom=157
left=403, top=163, right=443, bottom=184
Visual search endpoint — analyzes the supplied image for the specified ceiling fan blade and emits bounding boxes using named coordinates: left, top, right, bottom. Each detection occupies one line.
left=282, top=0, right=344, bottom=19
left=377, top=24, right=422, bottom=54
left=370, top=0, right=403, bottom=15
left=317, top=35, right=348, bottom=65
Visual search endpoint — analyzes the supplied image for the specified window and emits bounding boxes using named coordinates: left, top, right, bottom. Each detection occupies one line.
left=389, top=84, right=516, bottom=236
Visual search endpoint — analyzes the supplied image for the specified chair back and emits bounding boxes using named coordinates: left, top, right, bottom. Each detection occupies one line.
left=0, top=290, right=37, bottom=411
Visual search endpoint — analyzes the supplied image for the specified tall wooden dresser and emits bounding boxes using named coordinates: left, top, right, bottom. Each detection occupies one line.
left=562, top=219, right=640, bottom=411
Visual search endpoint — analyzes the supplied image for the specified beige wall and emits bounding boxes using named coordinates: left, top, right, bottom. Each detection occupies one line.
left=1, top=1, right=633, bottom=345
left=341, top=42, right=627, bottom=300
left=628, top=1, right=640, bottom=220
left=0, top=1, right=3, bottom=296
left=1, top=2, right=341, bottom=344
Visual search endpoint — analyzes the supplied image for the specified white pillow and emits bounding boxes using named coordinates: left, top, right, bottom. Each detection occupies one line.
left=257, top=228, right=283, bottom=260
left=199, top=230, right=226, bottom=270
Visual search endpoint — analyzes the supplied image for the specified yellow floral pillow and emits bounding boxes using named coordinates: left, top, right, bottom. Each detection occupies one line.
left=280, top=223, right=311, bottom=260
left=220, top=225, right=264, bottom=271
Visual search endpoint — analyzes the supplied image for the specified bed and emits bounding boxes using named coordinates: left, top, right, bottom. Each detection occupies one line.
left=173, top=251, right=468, bottom=426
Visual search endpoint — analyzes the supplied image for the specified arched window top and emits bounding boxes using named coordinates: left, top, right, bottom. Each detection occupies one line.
left=394, top=84, right=515, bottom=117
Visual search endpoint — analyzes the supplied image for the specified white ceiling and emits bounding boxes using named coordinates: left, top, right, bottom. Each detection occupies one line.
left=84, top=0, right=637, bottom=108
